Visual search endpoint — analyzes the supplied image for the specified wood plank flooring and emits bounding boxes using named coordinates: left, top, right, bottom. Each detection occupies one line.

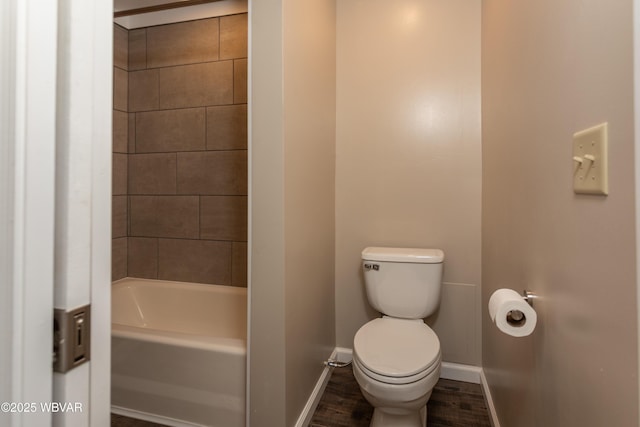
left=310, top=366, right=492, bottom=427
left=112, top=367, right=492, bottom=427
left=111, top=414, right=167, bottom=427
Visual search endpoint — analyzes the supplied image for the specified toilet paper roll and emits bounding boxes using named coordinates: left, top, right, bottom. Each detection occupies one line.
left=488, top=288, right=537, bottom=337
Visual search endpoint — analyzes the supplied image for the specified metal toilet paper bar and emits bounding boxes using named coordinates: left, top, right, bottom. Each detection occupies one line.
left=506, top=291, right=537, bottom=327
left=522, top=290, right=536, bottom=307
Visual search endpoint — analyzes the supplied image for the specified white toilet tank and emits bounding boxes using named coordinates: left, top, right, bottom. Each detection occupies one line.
left=362, top=247, right=444, bottom=319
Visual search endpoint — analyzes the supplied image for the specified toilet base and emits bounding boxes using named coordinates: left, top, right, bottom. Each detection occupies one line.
left=353, top=354, right=439, bottom=427
left=370, top=405, right=426, bottom=427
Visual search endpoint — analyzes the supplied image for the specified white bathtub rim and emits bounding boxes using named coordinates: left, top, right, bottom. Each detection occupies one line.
left=112, top=277, right=247, bottom=296
left=112, top=324, right=246, bottom=354
left=112, top=406, right=209, bottom=427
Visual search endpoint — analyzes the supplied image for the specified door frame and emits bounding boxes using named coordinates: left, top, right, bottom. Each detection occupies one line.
left=53, top=0, right=113, bottom=426
left=0, top=0, right=113, bottom=426
left=0, top=0, right=58, bottom=425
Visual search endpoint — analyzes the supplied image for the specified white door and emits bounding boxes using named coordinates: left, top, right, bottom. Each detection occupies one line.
left=0, top=0, right=57, bottom=425
left=1, top=0, right=113, bottom=426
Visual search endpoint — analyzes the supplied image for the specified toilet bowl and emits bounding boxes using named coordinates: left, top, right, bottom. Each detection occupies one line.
left=354, top=247, right=445, bottom=427
left=353, top=317, right=441, bottom=427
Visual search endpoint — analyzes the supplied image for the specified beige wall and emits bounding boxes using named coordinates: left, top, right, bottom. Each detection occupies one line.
left=482, top=0, right=638, bottom=425
left=335, top=0, right=482, bottom=366
left=249, top=0, right=286, bottom=423
left=283, top=0, right=336, bottom=424
left=249, top=0, right=336, bottom=425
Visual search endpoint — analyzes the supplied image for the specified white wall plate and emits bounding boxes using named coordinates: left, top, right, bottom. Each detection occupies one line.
left=573, top=122, right=608, bottom=196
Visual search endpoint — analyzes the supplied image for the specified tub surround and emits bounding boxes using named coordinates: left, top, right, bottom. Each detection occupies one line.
left=111, top=14, right=248, bottom=286
left=112, top=24, right=129, bottom=281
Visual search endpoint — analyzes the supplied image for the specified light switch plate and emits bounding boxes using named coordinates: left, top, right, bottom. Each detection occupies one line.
left=573, top=123, right=608, bottom=195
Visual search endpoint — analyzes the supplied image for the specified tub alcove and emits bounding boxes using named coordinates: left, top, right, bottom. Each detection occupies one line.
left=111, top=1, right=249, bottom=425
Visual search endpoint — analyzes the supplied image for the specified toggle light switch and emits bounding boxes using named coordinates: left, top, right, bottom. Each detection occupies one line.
left=572, top=123, right=608, bottom=195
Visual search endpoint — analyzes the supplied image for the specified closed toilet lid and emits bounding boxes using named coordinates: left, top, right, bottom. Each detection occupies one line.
left=354, top=317, right=440, bottom=378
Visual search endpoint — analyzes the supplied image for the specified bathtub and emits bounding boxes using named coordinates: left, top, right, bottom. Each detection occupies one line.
left=111, top=278, right=247, bottom=427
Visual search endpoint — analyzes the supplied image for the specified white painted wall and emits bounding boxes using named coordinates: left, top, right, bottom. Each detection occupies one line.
left=335, top=0, right=482, bottom=366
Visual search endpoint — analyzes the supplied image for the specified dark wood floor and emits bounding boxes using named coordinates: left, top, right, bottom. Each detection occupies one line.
left=310, top=366, right=492, bottom=427
left=111, top=414, right=167, bottom=427
left=112, top=367, right=492, bottom=427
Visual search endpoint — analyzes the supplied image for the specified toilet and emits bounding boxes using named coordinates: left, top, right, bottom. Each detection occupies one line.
left=353, top=247, right=444, bottom=427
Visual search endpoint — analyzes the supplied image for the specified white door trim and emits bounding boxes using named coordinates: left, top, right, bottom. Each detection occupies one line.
left=53, top=0, right=113, bottom=426
left=0, top=0, right=58, bottom=425
left=89, top=0, right=114, bottom=425
left=1, top=0, right=113, bottom=425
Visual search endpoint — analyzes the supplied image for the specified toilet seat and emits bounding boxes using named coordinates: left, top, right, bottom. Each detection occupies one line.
left=353, top=317, right=441, bottom=385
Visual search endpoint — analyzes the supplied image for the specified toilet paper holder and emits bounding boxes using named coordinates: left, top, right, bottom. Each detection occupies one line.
left=522, top=290, right=536, bottom=307
left=506, top=291, right=537, bottom=327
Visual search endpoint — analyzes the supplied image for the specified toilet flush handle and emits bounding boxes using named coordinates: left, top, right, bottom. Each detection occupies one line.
left=364, top=263, right=379, bottom=271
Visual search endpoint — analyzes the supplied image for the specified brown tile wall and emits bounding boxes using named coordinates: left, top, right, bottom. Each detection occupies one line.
left=111, top=15, right=248, bottom=286
left=112, top=24, right=129, bottom=281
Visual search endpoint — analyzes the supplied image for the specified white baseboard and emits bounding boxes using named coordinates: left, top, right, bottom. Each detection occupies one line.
left=439, top=363, right=501, bottom=427
left=440, top=362, right=482, bottom=384
left=112, top=406, right=206, bottom=427
left=294, top=348, right=338, bottom=427
left=479, top=369, right=501, bottom=427
left=334, top=346, right=352, bottom=363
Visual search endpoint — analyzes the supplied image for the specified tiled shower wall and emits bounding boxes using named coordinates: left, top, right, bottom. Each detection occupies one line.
left=112, top=24, right=129, bottom=281
left=111, top=15, right=248, bottom=287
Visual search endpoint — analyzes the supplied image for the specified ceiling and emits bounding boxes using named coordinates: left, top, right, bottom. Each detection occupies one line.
left=114, top=0, right=192, bottom=13
left=113, top=0, right=246, bottom=29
